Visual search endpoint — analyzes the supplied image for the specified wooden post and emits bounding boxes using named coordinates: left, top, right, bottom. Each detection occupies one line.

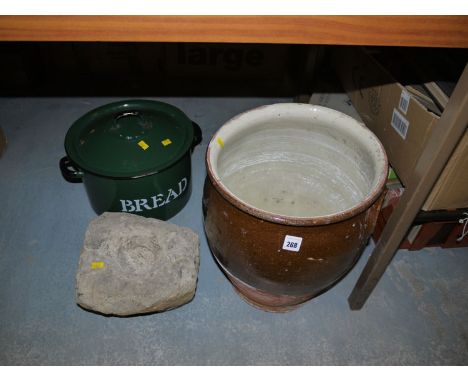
left=348, top=64, right=468, bottom=310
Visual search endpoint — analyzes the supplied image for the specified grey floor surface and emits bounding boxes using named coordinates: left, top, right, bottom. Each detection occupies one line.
left=0, top=97, right=467, bottom=365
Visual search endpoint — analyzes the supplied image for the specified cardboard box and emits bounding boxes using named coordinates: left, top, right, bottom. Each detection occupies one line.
left=333, top=47, right=467, bottom=210
left=308, top=92, right=363, bottom=123
left=333, top=46, right=440, bottom=187
left=423, top=130, right=468, bottom=210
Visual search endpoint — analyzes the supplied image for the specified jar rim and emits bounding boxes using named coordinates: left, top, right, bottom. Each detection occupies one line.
left=206, top=103, right=388, bottom=226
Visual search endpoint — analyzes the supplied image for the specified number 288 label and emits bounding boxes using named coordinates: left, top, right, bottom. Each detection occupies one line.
left=282, top=235, right=303, bottom=252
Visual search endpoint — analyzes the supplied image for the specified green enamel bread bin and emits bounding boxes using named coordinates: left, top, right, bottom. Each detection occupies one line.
left=60, top=99, right=202, bottom=220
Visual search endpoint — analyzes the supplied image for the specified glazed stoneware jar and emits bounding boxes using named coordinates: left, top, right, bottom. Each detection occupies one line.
left=203, top=103, right=388, bottom=312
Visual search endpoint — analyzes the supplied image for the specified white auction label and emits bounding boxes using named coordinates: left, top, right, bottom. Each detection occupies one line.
left=282, top=235, right=303, bottom=252
left=398, top=89, right=411, bottom=115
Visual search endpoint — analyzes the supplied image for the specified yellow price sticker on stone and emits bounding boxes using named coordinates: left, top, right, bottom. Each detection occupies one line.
left=91, top=261, right=105, bottom=269
left=161, top=138, right=172, bottom=147
left=138, top=140, right=150, bottom=150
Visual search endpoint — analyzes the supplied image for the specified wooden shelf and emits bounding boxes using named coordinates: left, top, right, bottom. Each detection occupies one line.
left=0, top=16, right=467, bottom=47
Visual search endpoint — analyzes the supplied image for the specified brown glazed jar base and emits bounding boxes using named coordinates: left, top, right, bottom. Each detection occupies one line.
left=226, top=272, right=315, bottom=313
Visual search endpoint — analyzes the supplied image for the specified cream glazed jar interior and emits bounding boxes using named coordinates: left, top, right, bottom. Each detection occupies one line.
left=208, top=103, right=388, bottom=219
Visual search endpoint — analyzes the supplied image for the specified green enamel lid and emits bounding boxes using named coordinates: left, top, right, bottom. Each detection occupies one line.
left=64, top=100, right=194, bottom=178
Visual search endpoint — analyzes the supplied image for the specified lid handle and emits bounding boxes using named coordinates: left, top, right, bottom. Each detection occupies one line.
left=111, top=111, right=148, bottom=140
left=114, top=111, right=140, bottom=121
